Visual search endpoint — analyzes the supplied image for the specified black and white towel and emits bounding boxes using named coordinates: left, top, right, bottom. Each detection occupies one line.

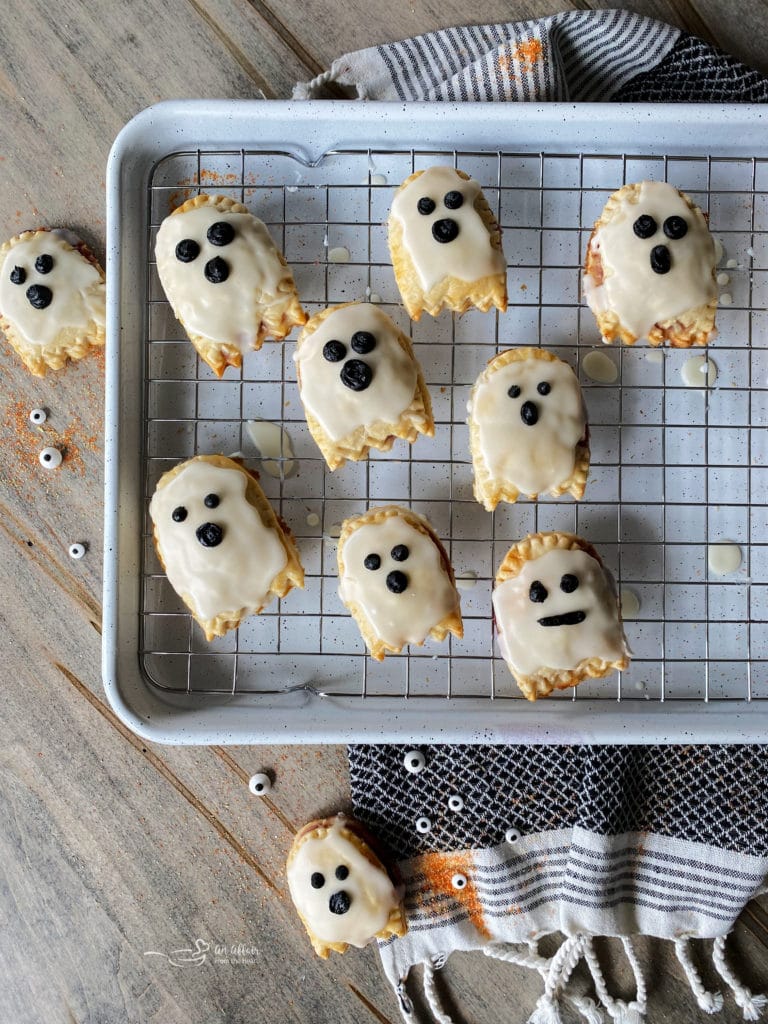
left=293, top=9, right=768, bottom=103
left=295, top=9, right=768, bottom=1022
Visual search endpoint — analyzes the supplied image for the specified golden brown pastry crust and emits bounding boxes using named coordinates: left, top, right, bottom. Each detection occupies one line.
left=295, top=302, right=434, bottom=470
left=287, top=816, right=407, bottom=959
left=584, top=182, right=717, bottom=348
left=0, top=228, right=105, bottom=376
left=337, top=505, right=463, bottom=661
left=151, top=454, right=304, bottom=641
left=165, top=194, right=306, bottom=376
left=388, top=169, right=507, bottom=320
left=495, top=530, right=629, bottom=700
left=470, top=347, right=590, bottom=511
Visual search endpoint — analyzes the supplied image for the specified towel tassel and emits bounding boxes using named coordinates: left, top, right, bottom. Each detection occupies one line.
left=674, top=937, right=724, bottom=1014
left=712, top=933, right=767, bottom=1020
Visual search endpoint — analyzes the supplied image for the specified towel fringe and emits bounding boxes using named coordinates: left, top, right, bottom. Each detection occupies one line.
left=674, top=937, right=724, bottom=1014
left=712, top=933, right=768, bottom=1020
left=527, top=934, right=585, bottom=1024
left=423, top=961, right=456, bottom=1024
left=581, top=935, right=646, bottom=1022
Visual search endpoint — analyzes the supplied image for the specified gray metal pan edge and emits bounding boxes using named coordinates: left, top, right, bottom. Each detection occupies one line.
left=103, top=100, right=768, bottom=745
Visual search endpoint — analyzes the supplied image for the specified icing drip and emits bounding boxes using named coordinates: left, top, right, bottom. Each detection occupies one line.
left=287, top=818, right=398, bottom=948
left=493, top=548, right=627, bottom=675
left=339, top=514, right=458, bottom=648
left=390, top=166, right=506, bottom=292
left=0, top=232, right=105, bottom=346
left=470, top=355, right=585, bottom=496
left=150, top=460, right=287, bottom=622
left=584, top=180, right=716, bottom=339
left=295, top=304, right=417, bottom=442
left=155, top=205, right=290, bottom=351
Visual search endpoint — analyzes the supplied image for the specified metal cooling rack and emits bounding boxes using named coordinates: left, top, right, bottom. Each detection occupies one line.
left=139, top=143, right=768, bottom=707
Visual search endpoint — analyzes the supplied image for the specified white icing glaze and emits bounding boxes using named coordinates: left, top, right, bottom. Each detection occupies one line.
left=155, top=204, right=290, bottom=351
left=469, top=354, right=585, bottom=497
left=390, top=166, right=506, bottom=292
left=246, top=419, right=295, bottom=478
left=295, top=304, right=417, bottom=442
left=287, top=818, right=398, bottom=948
left=620, top=588, right=641, bottom=619
left=582, top=350, right=618, bottom=384
left=149, top=460, right=287, bottom=622
left=708, top=542, right=742, bottom=576
left=493, top=548, right=627, bottom=676
left=583, top=180, right=716, bottom=339
left=681, top=354, right=717, bottom=389
left=339, top=514, right=458, bottom=648
left=0, top=232, right=105, bottom=346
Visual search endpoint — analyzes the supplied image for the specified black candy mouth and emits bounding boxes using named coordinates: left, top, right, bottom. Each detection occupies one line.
left=537, top=610, right=587, bottom=627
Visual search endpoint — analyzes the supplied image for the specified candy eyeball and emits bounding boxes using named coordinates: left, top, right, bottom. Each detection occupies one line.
left=451, top=873, right=467, bottom=890
left=447, top=794, right=464, bottom=812
left=39, top=446, right=62, bottom=469
left=248, top=772, right=272, bottom=796
left=404, top=749, right=426, bottom=774
left=68, top=543, right=86, bottom=560
left=29, top=408, right=47, bottom=425
left=505, top=827, right=521, bottom=844
left=415, top=816, right=432, bottom=834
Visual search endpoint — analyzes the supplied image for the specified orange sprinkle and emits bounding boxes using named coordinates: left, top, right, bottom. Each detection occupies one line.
left=413, top=850, right=490, bottom=938
left=499, top=38, right=544, bottom=75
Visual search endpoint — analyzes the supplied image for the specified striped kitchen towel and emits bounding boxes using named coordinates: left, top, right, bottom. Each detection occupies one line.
left=350, top=744, right=768, bottom=1023
left=293, top=8, right=768, bottom=103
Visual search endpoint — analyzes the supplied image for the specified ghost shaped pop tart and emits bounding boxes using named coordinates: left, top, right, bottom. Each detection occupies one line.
left=493, top=531, right=630, bottom=700
left=388, top=166, right=507, bottom=320
left=287, top=814, right=406, bottom=959
left=0, top=228, right=105, bottom=376
left=338, top=506, right=463, bottom=660
left=294, top=302, right=434, bottom=470
left=469, top=347, right=589, bottom=510
left=583, top=180, right=717, bottom=347
left=149, top=455, right=303, bottom=641
left=155, top=194, right=306, bottom=376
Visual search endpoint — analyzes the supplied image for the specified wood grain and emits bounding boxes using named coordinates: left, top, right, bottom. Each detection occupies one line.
left=0, top=1, right=766, bottom=1022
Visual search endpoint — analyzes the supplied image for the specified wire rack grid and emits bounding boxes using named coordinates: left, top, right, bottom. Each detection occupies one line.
left=139, top=143, right=768, bottom=706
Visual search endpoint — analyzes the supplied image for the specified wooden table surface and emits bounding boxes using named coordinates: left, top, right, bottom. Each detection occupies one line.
left=2, top=2, right=768, bottom=1022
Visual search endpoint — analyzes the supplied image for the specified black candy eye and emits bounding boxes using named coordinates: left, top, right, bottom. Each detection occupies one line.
left=204, top=493, right=220, bottom=509
left=26, top=284, right=52, bottom=309
left=172, top=506, right=187, bottom=523
left=537, top=381, right=551, bottom=396
left=350, top=331, right=376, bottom=355
left=507, top=385, right=521, bottom=399
left=310, top=872, right=325, bottom=889
left=9, top=266, right=25, bottom=285
left=207, top=221, right=235, bottom=246
left=443, top=190, right=464, bottom=210
left=529, top=581, right=548, bottom=603
left=650, top=245, right=671, bottom=275
left=432, top=219, right=459, bottom=243
left=340, top=359, right=373, bottom=392
left=633, top=215, right=657, bottom=239
left=386, top=570, right=408, bottom=594
left=663, top=216, right=688, bottom=240
left=322, top=339, right=346, bottom=362
left=35, top=254, right=53, bottom=274
left=560, top=574, right=579, bottom=593
left=417, top=197, right=436, bottom=215
left=204, top=257, right=229, bottom=283
left=391, top=545, right=409, bottom=562
left=175, top=238, right=200, bottom=263
left=335, top=865, right=349, bottom=881
left=364, top=553, right=381, bottom=570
